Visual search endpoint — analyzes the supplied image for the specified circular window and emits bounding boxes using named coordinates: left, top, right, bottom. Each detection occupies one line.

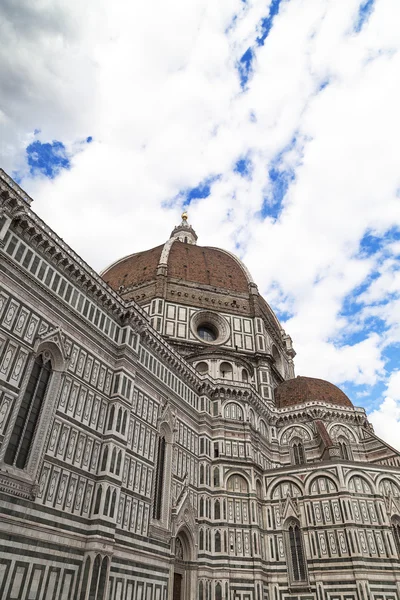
left=191, top=311, right=230, bottom=345
left=197, top=325, right=217, bottom=342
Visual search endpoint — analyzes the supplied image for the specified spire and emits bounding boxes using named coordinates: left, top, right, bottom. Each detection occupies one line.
left=170, top=211, right=198, bottom=245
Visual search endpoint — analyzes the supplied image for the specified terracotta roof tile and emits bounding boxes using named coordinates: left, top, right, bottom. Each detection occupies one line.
left=102, top=242, right=249, bottom=294
left=275, top=376, right=353, bottom=409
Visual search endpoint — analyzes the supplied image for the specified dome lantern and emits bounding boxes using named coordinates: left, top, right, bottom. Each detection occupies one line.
left=170, top=211, right=198, bottom=245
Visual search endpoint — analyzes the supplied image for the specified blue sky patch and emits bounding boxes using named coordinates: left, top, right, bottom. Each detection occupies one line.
left=26, top=140, right=70, bottom=178
left=354, top=0, right=375, bottom=32
left=261, top=137, right=299, bottom=220
left=178, top=174, right=221, bottom=207
left=256, top=0, right=283, bottom=46
left=234, top=156, right=252, bottom=178
left=238, top=47, right=254, bottom=88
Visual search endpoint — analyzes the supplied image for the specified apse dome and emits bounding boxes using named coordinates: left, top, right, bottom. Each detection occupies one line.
left=274, top=376, right=353, bottom=409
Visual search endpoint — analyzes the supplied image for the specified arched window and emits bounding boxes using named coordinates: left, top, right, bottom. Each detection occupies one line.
left=214, top=499, right=221, bottom=520
left=392, top=518, right=400, bottom=556
left=199, top=581, right=204, bottom=600
left=339, top=438, right=352, bottom=460
left=215, top=531, right=221, bottom=552
left=97, top=557, right=109, bottom=600
left=196, top=361, right=208, bottom=375
left=104, top=487, right=111, bottom=515
left=216, top=583, right=222, bottom=600
left=227, top=474, right=249, bottom=493
left=110, top=490, right=117, bottom=519
left=286, top=520, right=307, bottom=582
left=93, top=487, right=102, bottom=515
left=107, top=405, right=115, bottom=430
left=224, top=402, right=244, bottom=421
left=200, top=497, right=204, bottom=517
left=5, top=354, right=52, bottom=469
left=153, top=435, right=166, bottom=519
left=88, top=554, right=101, bottom=600
left=200, top=464, right=205, bottom=484
left=116, top=407, right=122, bottom=432
left=220, top=362, right=233, bottom=379
left=110, top=447, right=117, bottom=472
left=122, top=411, right=127, bottom=435
left=242, top=369, right=248, bottom=383
left=79, top=557, right=91, bottom=600
left=213, top=467, right=220, bottom=487
left=272, top=345, right=281, bottom=372
left=292, top=440, right=306, bottom=465
left=256, top=479, right=262, bottom=499
left=101, top=446, right=108, bottom=471
left=116, top=450, right=122, bottom=475
left=260, top=420, right=267, bottom=437
left=199, top=529, right=204, bottom=550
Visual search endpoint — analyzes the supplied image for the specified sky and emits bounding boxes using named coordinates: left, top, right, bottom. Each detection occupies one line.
left=1, top=0, right=400, bottom=448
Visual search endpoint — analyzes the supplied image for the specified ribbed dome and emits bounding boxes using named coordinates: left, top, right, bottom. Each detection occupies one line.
left=102, top=244, right=164, bottom=291
left=102, top=241, right=251, bottom=294
left=275, top=376, right=353, bottom=409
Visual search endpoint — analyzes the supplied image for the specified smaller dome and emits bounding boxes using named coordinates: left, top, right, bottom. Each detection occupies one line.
left=275, top=376, right=353, bottom=409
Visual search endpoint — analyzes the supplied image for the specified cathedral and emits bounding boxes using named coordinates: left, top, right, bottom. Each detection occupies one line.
left=0, top=167, right=400, bottom=600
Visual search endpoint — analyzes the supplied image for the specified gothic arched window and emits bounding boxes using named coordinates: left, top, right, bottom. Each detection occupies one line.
left=200, top=464, right=205, bottom=484
left=214, top=499, right=221, bottom=520
left=110, top=447, right=117, bottom=472
left=122, top=411, right=127, bottom=435
left=107, top=405, right=115, bottom=430
left=104, top=487, right=111, bottom=515
left=392, top=518, right=400, bottom=556
left=216, top=583, right=222, bottom=600
left=285, top=520, right=307, bottom=583
left=215, top=531, right=221, bottom=552
left=5, top=353, right=52, bottom=469
left=153, top=435, right=166, bottom=519
left=88, top=554, right=101, bottom=600
left=292, top=440, right=306, bottom=465
left=101, top=446, right=108, bottom=472
left=93, top=487, right=102, bottom=515
left=199, top=529, right=204, bottom=550
left=338, top=438, right=352, bottom=460
left=213, top=467, right=220, bottom=487
left=199, top=581, right=204, bottom=600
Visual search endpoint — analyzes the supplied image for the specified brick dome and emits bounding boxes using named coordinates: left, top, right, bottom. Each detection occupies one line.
left=102, top=241, right=251, bottom=294
left=274, top=376, right=353, bottom=409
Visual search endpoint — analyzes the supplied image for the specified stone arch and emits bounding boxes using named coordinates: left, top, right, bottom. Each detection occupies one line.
left=224, top=471, right=251, bottom=492
left=172, top=526, right=197, bottom=600
left=327, top=422, right=358, bottom=443
left=377, top=475, right=400, bottom=497
left=224, top=402, right=244, bottom=421
left=345, top=471, right=374, bottom=494
left=279, top=425, right=312, bottom=445
left=34, top=338, right=67, bottom=372
left=220, top=361, right=233, bottom=379
left=175, top=526, right=196, bottom=562
left=0, top=340, right=66, bottom=480
left=305, top=471, right=339, bottom=495
left=259, top=419, right=268, bottom=437
left=267, top=477, right=304, bottom=500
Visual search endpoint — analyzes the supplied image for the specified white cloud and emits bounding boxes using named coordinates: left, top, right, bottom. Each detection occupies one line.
left=1, top=0, right=400, bottom=423
left=369, top=371, right=400, bottom=451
